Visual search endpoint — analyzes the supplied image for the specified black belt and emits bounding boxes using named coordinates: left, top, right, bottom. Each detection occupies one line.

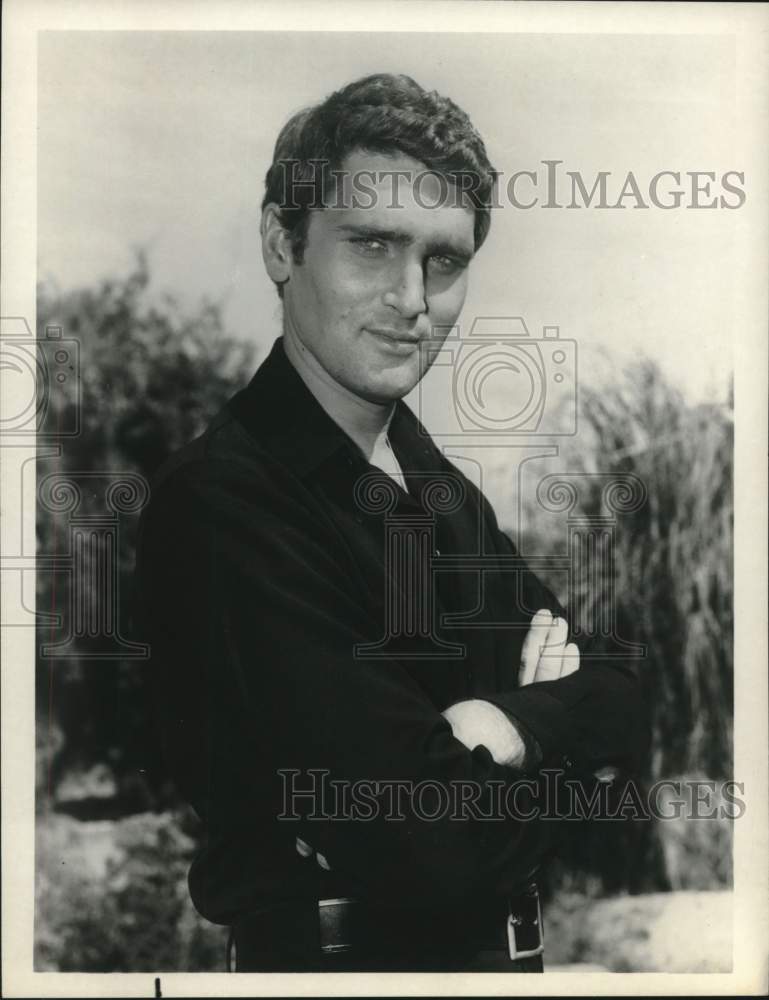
left=229, top=884, right=544, bottom=972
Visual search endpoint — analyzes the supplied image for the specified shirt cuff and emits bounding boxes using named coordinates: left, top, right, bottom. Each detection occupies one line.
left=482, top=686, right=578, bottom=771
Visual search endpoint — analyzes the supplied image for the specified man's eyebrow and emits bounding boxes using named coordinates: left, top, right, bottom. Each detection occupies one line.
left=335, top=224, right=474, bottom=262
left=427, top=240, right=474, bottom=265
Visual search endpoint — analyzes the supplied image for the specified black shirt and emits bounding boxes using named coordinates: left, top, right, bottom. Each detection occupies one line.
left=137, top=335, right=640, bottom=925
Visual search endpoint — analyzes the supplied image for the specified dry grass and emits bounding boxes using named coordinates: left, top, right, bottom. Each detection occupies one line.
left=577, top=360, right=733, bottom=781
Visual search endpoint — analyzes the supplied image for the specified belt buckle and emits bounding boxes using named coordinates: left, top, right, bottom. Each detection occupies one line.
left=506, top=885, right=544, bottom=961
left=318, top=896, right=357, bottom=954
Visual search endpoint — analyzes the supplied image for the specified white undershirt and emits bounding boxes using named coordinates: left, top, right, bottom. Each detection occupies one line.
left=369, top=426, right=408, bottom=492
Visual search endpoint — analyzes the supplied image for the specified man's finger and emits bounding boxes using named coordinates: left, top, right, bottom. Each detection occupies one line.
left=532, top=615, right=568, bottom=683
left=296, top=837, right=313, bottom=858
left=297, top=836, right=331, bottom=870
left=560, top=642, right=580, bottom=678
left=519, top=609, right=552, bottom=686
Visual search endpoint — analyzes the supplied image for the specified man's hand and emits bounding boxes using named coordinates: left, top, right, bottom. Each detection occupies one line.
left=441, top=610, right=580, bottom=766
left=442, top=699, right=528, bottom=767
left=296, top=836, right=331, bottom=870
left=519, top=608, right=580, bottom=686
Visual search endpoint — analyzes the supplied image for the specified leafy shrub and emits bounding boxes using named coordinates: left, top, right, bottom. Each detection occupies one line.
left=35, top=811, right=226, bottom=971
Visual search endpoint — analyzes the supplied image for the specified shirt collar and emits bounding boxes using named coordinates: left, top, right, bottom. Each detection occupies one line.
left=228, top=336, right=353, bottom=478
left=229, top=336, right=436, bottom=481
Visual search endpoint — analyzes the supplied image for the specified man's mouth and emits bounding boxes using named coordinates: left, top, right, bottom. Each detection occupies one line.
left=365, top=328, right=421, bottom=355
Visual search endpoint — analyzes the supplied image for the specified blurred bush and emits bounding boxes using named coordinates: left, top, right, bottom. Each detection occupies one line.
left=510, top=357, right=733, bottom=784
left=35, top=258, right=254, bottom=969
left=36, top=256, right=256, bottom=806
left=526, top=359, right=734, bottom=897
left=35, top=810, right=226, bottom=971
left=543, top=887, right=732, bottom=972
left=38, top=253, right=255, bottom=479
left=574, top=361, right=733, bottom=782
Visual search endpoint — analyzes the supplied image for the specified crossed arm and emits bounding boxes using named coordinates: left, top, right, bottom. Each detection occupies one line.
left=299, top=608, right=580, bottom=869
left=143, top=457, right=642, bottom=901
left=442, top=609, right=580, bottom=767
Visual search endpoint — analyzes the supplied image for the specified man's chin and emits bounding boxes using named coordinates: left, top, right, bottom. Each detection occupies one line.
left=362, top=371, right=422, bottom=404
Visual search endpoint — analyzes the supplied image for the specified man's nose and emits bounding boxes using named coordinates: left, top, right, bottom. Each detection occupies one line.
left=383, top=260, right=426, bottom=318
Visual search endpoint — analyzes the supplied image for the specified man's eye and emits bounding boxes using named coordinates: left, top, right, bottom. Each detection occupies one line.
left=350, top=237, right=386, bottom=254
left=427, top=255, right=466, bottom=275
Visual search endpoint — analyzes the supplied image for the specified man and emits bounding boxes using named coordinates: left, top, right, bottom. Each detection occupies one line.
left=138, top=73, right=640, bottom=972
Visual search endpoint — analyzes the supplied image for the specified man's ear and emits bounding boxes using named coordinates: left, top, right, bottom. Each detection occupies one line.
left=261, top=204, right=294, bottom=287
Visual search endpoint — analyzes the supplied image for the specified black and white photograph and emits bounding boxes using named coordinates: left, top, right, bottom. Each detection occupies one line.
left=2, top=1, right=768, bottom=995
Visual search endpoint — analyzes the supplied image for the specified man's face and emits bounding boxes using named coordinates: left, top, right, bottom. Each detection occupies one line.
left=279, top=150, right=476, bottom=404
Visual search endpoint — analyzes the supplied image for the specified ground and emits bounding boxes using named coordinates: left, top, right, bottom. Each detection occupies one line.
left=35, top=812, right=732, bottom=973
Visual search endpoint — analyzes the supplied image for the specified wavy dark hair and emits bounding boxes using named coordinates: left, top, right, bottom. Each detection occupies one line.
left=261, top=73, right=497, bottom=292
